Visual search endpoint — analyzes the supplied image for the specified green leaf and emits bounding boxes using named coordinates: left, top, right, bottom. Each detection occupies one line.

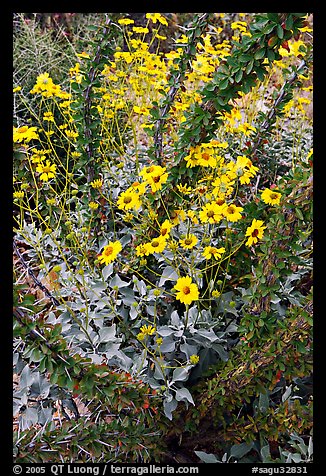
left=87, top=24, right=100, bottom=31
left=285, top=15, right=294, bottom=30
left=256, top=67, right=266, bottom=81
left=158, top=266, right=178, bottom=286
left=254, top=48, right=266, bottom=60
left=259, top=391, right=270, bottom=413
left=172, top=367, right=190, bottom=382
left=109, top=274, right=130, bottom=289
left=219, top=78, right=229, bottom=90
left=267, top=49, right=275, bottom=61
left=277, top=24, right=284, bottom=39
left=175, top=387, right=195, bottom=405
left=195, top=451, right=220, bottom=463
left=239, top=54, right=253, bottom=63
left=246, top=59, right=254, bottom=74
left=235, top=70, right=243, bottom=83
left=267, top=13, right=279, bottom=22
left=295, top=208, right=304, bottom=220
left=230, top=442, right=254, bottom=459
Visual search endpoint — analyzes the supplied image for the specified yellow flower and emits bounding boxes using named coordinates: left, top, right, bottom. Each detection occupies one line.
left=43, top=112, right=55, bottom=122
left=237, top=122, right=257, bottom=136
left=261, top=188, right=282, bottom=206
left=137, top=324, right=156, bottom=341
left=13, top=86, right=22, bottom=93
left=144, top=235, right=167, bottom=255
left=13, top=125, right=39, bottom=143
left=199, top=202, right=224, bottom=224
left=133, top=105, right=150, bottom=115
left=118, top=18, right=135, bottom=25
left=202, top=246, right=225, bottom=260
left=170, top=209, right=186, bottom=225
left=223, top=203, right=243, bottom=222
left=76, top=51, right=90, bottom=59
left=245, top=219, right=266, bottom=247
left=177, top=183, right=192, bottom=195
left=90, top=179, right=103, bottom=189
left=117, top=188, right=141, bottom=211
left=212, top=290, right=221, bottom=298
left=98, top=241, right=122, bottom=265
left=189, top=354, right=200, bottom=365
left=66, top=130, right=79, bottom=139
left=89, top=201, right=99, bottom=210
left=133, top=26, right=149, bottom=34
left=174, top=276, right=199, bottom=305
left=13, top=191, right=24, bottom=199
left=36, top=160, right=57, bottom=181
left=179, top=234, right=198, bottom=250
left=197, top=151, right=217, bottom=168
left=146, top=13, right=168, bottom=26
left=140, top=165, right=169, bottom=193
left=136, top=243, right=148, bottom=257
left=187, top=210, right=199, bottom=224
left=140, top=165, right=164, bottom=181
left=159, top=220, right=173, bottom=238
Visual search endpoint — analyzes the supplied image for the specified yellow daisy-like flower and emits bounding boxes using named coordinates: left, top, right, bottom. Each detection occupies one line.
left=118, top=18, right=135, bottom=25
left=139, top=164, right=164, bottom=181
left=146, top=13, right=168, bottom=26
left=159, top=220, right=173, bottom=238
left=136, top=243, right=148, bottom=257
left=174, top=276, right=199, bottom=305
left=202, top=246, right=225, bottom=260
left=131, top=181, right=147, bottom=195
left=223, top=203, right=243, bottom=222
left=197, top=151, right=217, bottom=168
left=133, top=26, right=149, bottom=34
left=133, top=105, right=150, bottom=115
left=137, top=324, right=156, bottom=341
left=179, top=234, right=198, bottom=250
left=261, top=188, right=282, bottom=206
left=36, top=160, right=57, bottom=182
left=146, top=170, right=169, bottom=193
left=170, top=209, right=186, bottom=225
left=212, top=175, right=234, bottom=197
left=144, top=235, right=167, bottom=255
left=65, top=129, right=79, bottom=139
left=98, top=241, right=122, bottom=265
left=90, top=179, right=103, bottom=189
left=212, top=289, right=221, bottom=298
left=13, top=191, right=24, bottom=199
left=189, top=354, right=200, bottom=365
left=89, top=201, right=99, bottom=210
left=13, top=125, right=39, bottom=143
left=199, top=202, right=224, bottom=224
left=117, top=188, right=141, bottom=211
left=43, top=111, right=55, bottom=122
left=245, top=219, right=266, bottom=247
left=237, top=122, right=257, bottom=136
left=177, top=183, right=192, bottom=195
left=187, top=210, right=199, bottom=224
left=140, top=324, right=156, bottom=335
left=76, top=51, right=90, bottom=59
